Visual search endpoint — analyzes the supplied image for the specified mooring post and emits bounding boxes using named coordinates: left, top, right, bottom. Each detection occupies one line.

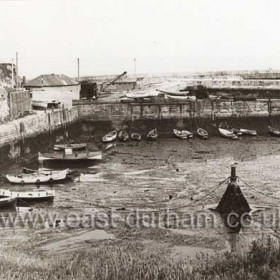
left=230, top=165, right=237, bottom=182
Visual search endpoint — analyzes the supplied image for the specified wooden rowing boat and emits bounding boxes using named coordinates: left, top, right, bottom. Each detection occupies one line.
left=219, top=128, right=238, bottom=140
left=102, top=130, right=117, bottom=143
left=6, top=169, right=68, bottom=184
left=197, top=128, right=209, bottom=139
left=53, top=143, right=87, bottom=151
left=147, top=129, right=158, bottom=140
left=0, top=189, right=54, bottom=205
left=118, top=130, right=129, bottom=141
left=131, top=133, right=141, bottom=141
left=174, top=129, right=194, bottom=139
left=268, top=126, right=280, bottom=137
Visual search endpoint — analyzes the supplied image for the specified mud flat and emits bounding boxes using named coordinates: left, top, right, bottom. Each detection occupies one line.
left=0, top=134, right=279, bottom=265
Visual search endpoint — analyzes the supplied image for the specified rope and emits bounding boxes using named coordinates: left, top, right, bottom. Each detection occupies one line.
left=164, top=177, right=230, bottom=211
left=73, top=177, right=230, bottom=213
left=239, top=177, right=280, bottom=201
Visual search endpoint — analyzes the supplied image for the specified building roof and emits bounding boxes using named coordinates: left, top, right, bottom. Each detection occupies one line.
left=25, top=74, right=78, bottom=87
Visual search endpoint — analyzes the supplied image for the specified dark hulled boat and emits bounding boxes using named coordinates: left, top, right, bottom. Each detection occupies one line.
left=118, top=130, right=129, bottom=141
left=131, top=133, right=141, bottom=141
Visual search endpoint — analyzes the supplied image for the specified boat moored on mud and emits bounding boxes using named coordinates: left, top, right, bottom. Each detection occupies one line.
left=118, top=130, right=129, bottom=141
left=174, top=129, right=194, bottom=139
left=131, top=133, right=142, bottom=141
left=219, top=128, right=238, bottom=140
left=102, top=130, right=117, bottom=143
left=6, top=169, right=69, bottom=184
left=196, top=128, right=209, bottom=139
left=268, top=126, right=280, bottom=137
left=147, top=129, right=158, bottom=140
left=0, top=189, right=55, bottom=205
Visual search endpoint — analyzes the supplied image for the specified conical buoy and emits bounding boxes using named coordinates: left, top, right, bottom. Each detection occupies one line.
left=216, top=166, right=251, bottom=232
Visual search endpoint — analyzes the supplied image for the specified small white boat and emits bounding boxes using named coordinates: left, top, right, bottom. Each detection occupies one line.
left=219, top=128, right=238, bottom=140
left=6, top=169, right=68, bottom=184
left=53, top=143, right=87, bottom=151
left=239, top=129, right=257, bottom=136
left=0, top=189, right=54, bottom=205
left=174, top=129, right=194, bottom=139
left=102, top=130, right=117, bottom=143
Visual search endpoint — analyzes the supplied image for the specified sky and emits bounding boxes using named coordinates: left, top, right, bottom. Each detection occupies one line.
left=0, top=0, right=279, bottom=78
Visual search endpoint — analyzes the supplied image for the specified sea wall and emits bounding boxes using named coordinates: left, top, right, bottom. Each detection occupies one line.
left=0, top=108, right=79, bottom=167
left=77, top=99, right=280, bottom=121
left=76, top=99, right=280, bottom=137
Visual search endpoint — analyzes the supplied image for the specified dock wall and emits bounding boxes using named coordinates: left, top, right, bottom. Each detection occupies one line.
left=1, top=99, right=280, bottom=166
left=77, top=99, right=280, bottom=122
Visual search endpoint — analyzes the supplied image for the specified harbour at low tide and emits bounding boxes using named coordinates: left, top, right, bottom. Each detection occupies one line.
left=1, top=130, right=280, bottom=259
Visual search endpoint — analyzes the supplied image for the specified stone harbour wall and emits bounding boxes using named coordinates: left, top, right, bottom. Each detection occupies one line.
left=77, top=99, right=280, bottom=122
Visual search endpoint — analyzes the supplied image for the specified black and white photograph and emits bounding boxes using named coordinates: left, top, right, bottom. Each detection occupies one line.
left=1, top=0, right=280, bottom=279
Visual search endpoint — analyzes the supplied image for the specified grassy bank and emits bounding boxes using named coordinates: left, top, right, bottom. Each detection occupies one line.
left=1, top=237, right=280, bottom=280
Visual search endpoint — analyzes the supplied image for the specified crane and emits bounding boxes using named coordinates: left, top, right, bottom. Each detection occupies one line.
left=100, top=71, right=127, bottom=93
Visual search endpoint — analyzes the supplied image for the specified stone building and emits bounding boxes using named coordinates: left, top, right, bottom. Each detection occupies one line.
left=25, top=74, right=80, bottom=108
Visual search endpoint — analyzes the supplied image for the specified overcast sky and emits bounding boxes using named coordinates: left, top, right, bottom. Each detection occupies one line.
left=0, top=0, right=279, bottom=78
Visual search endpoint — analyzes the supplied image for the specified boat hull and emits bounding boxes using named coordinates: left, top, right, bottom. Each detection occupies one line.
left=196, top=128, right=209, bottom=139
left=118, top=131, right=129, bottom=141
left=268, top=126, right=280, bottom=137
left=53, top=143, right=87, bottom=151
left=174, top=129, right=193, bottom=139
left=131, top=133, right=141, bottom=141
left=147, top=129, right=158, bottom=140
left=6, top=169, right=68, bottom=184
left=38, top=151, right=102, bottom=162
left=0, top=190, right=54, bottom=206
left=102, top=130, right=117, bottom=143
left=219, top=128, right=238, bottom=140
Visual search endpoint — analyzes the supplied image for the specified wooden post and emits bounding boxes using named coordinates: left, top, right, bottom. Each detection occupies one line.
left=230, top=166, right=237, bottom=182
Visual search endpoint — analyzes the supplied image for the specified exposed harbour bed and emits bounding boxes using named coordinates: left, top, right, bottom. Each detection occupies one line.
left=0, top=130, right=280, bottom=278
